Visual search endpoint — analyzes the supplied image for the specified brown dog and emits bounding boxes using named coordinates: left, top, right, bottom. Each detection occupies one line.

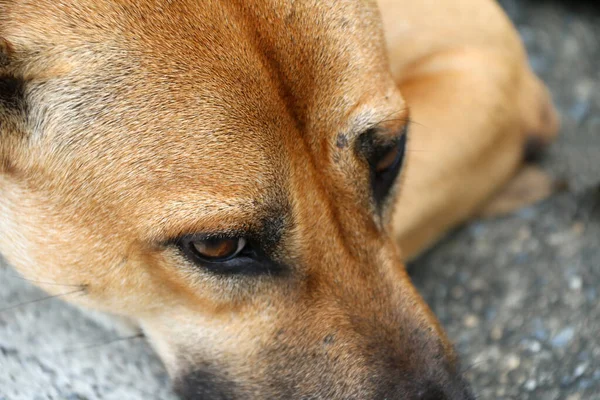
left=0, top=0, right=558, bottom=398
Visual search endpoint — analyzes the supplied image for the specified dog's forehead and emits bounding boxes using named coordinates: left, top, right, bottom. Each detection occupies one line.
left=9, top=0, right=394, bottom=232
left=13, top=0, right=390, bottom=143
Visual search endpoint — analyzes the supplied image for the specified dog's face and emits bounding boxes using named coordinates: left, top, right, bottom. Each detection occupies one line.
left=0, top=1, right=472, bottom=398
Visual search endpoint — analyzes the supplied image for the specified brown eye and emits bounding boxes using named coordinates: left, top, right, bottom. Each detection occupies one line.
left=358, top=125, right=408, bottom=208
left=176, top=235, right=283, bottom=276
left=375, top=142, right=404, bottom=173
left=190, top=237, right=246, bottom=262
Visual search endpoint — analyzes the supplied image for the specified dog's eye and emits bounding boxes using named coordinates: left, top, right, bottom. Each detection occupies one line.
left=374, top=134, right=406, bottom=174
left=359, top=125, right=408, bottom=207
left=185, top=237, right=246, bottom=262
left=175, top=235, right=285, bottom=276
left=373, top=132, right=407, bottom=198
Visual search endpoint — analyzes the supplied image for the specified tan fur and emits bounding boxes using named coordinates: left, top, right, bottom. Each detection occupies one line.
left=0, top=0, right=558, bottom=398
left=378, top=0, right=559, bottom=258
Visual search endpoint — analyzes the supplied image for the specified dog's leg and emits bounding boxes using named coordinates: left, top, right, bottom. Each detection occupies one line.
left=391, top=48, right=559, bottom=260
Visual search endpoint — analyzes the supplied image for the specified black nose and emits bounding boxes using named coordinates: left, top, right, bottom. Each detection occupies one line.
left=375, top=375, right=475, bottom=400
left=414, top=378, right=475, bottom=400
left=418, top=386, right=446, bottom=400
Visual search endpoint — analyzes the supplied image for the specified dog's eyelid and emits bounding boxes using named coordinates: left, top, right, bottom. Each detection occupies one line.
left=356, top=123, right=409, bottom=208
left=171, top=233, right=286, bottom=277
left=189, top=237, right=246, bottom=261
left=160, top=230, right=247, bottom=247
left=177, top=234, right=248, bottom=262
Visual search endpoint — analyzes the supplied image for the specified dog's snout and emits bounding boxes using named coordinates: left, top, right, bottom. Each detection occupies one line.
left=417, top=379, right=475, bottom=400
left=417, top=386, right=461, bottom=400
left=174, top=371, right=475, bottom=400
left=377, top=376, right=475, bottom=400
left=419, top=386, right=447, bottom=400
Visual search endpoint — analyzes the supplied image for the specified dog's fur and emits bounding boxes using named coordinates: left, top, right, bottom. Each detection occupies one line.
left=0, top=0, right=558, bottom=398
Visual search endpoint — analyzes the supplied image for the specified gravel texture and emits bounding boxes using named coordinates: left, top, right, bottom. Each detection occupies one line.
left=1, top=1, right=599, bottom=399
left=412, top=1, right=600, bottom=398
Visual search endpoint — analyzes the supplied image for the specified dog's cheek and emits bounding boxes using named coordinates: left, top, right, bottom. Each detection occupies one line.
left=139, top=312, right=266, bottom=380
left=0, top=182, right=156, bottom=315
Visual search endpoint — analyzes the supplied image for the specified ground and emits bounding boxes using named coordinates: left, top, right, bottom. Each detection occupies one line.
left=1, top=0, right=599, bottom=399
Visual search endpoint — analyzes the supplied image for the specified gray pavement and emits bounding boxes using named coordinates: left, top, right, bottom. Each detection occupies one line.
left=1, top=0, right=599, bottom=399
left=410, top=1, right=600, bottom=399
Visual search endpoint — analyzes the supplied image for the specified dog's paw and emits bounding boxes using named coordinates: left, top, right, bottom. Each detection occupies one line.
left=519, top=72, right=561, bottom=161
left=476, top=165, right=568, bottom=218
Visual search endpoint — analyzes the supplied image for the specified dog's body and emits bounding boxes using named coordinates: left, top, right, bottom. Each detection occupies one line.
left=0, top=0, right=558, bottom=398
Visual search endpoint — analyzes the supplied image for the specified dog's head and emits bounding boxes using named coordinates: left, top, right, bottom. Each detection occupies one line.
left=0, top=1, right=473, bottom=398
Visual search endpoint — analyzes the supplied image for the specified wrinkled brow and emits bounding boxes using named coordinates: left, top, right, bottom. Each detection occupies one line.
left=139, top=192, right=290, bottom=246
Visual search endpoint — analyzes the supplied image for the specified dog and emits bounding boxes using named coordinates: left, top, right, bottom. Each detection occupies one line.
left=0, top=0, right=559, bottom=398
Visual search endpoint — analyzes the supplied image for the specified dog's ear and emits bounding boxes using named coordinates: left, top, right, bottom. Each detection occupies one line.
left=0, top=37, right=27, bottom=174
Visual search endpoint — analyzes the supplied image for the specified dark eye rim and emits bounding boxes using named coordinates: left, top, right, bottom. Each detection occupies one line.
left=373, top=131, right=407, bottom=173
left=174, top=234, right=285, bottom=276
left=357, top=124, right=409, bottom=207
left=372, top=130, right=407, bottom=191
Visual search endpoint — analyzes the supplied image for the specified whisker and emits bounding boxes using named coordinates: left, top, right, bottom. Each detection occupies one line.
left=62, top=333, right=145, bottom=354
left=369, top=108, right=427, bottom=130
left=461, top=359, right=485, bottom=374
left=0, top=288, right=86, bottom=313
left=367, top=108, right=406, bottom=126
left=378, top=116, right=427, bottom=129
left=4, top=274, right=84, bottom=288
